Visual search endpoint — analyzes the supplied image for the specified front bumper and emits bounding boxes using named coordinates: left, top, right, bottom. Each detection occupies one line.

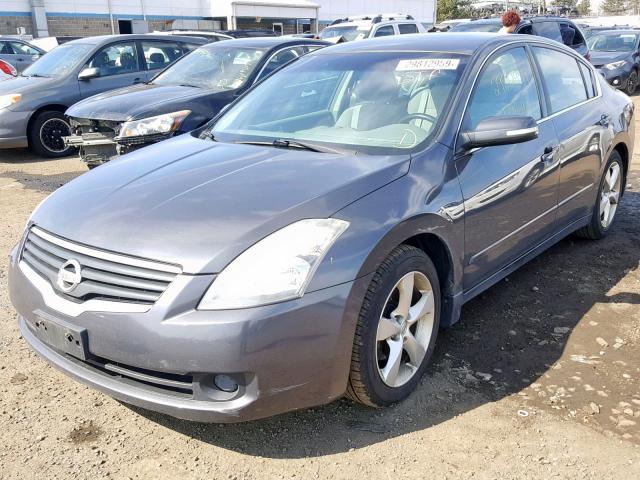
left=597, top=67, right=632, bottom=90
left=9, top=243, right=369, bottom=422
left=0, top=108, right=29, bottom=148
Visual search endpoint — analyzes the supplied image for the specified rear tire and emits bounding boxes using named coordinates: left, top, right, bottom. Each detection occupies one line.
left=28, top=111, right=74, bottom=158
left=575, top=150, right=623, bottom=240
left=346, top=245, right=440, bottom=407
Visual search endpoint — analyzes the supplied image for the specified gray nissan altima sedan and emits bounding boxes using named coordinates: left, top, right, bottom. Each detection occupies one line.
left=8, top=33, right=634, bottom=422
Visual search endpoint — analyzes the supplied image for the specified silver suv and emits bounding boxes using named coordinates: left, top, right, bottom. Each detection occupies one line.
left=319, top=14, right=426, bottom=42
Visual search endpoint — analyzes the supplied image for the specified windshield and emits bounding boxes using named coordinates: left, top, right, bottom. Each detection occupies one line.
left=207, top=51, right=468, bottom=155
left=153, top=45, right=267, bottom=90
left=450, top=22, right=501, bottom=33
left=319, top=26, right=370, bottom=41
left=22, top=43, right=93, bottom=77
left=588, top=33, right=639, bottom=52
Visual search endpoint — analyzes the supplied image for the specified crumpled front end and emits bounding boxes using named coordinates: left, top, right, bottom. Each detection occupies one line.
left=65, top=117, right=176, bottom=168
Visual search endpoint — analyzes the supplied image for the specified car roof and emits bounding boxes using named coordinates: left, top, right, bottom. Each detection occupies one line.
left=203, top=36, right=328, bottom=48
left=66, top=34, right=209, bottom=46
left=313, top=32, right=555, bottom=55
left=590, top=29, right=640, bottom=34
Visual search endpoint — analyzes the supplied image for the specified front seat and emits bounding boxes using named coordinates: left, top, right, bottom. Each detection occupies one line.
left=407, top=72, right=455, bottom=131
left=335, top=74, right=405, bottom=130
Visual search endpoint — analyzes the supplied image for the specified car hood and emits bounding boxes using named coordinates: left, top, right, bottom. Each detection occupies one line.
left=590, top=51, right=631, bottom=66
left=31, top=134, right=410, bottom=274
left=66, top=83, right=231, bottom=122
left=0, top=75, right=55, bottom=95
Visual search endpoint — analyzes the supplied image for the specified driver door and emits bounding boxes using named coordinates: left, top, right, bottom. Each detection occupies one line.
left=78, top=42, right=145, bottom=99
left=455, top=46, right=560, bottom=290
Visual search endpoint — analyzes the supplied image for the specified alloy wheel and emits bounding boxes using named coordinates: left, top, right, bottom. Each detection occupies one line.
left=376, top=271, right=435, bottom=388
left=39, top=118, right=71, bottom=154
left=600, top=161, right=622, bottom=229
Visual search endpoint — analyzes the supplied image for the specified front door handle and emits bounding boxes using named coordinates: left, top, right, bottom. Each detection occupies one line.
left=133, top=77, right=143, bottom=84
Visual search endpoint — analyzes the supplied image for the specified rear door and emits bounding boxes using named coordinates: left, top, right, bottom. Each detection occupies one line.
left=8, top=41, right=43, bottom=73
left=531, top=46, right=605, bottom=227
left=78, top=41, right=145, bottom=98
left=456, top=46, right=560, bottom=289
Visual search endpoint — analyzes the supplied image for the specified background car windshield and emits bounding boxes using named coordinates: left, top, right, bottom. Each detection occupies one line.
left=319, top=26, right=369, bottom=41
left=450, top=22, right=501, bottom=33
left=210, top=52, right=468, bottom=154
left=588, top=33, right=639, bottom=51
left=153, top=45, right=266, bottom=90
left=22, top=43, right=93, bottom=77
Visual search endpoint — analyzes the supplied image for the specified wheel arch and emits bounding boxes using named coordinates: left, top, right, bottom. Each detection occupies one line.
left=26, top=104, right=70, bottom=145
left=612, top=141, right=629, bottom=194
left=354, top=213, right=463, bottom=328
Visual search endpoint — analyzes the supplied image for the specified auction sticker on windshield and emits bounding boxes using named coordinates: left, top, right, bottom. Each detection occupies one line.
left=396, top=58, right=460, bottom=71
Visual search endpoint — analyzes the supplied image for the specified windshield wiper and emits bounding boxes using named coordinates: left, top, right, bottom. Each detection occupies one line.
left=21, top=73, right=50, bottom=78
left=178, top=83, right=200, bottom=88
left=234, top=138, right=346, bottom=154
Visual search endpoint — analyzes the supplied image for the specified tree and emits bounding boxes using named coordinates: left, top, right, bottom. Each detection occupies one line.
left=437, top=0, right=472, bottom=22
left=576, top=0, right=591, bottom=15
left=601, top=0, right=628, bottom=14
left=554, top=0, right=578, bottom=8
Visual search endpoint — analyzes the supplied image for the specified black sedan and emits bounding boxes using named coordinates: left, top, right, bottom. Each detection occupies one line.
left=65, top=37, right=327, bottom=167
left=588, top=30, right=640, bottom=95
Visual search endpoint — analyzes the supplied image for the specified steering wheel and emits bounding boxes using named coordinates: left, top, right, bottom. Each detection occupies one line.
left=401, top=112, right=438, bottom=124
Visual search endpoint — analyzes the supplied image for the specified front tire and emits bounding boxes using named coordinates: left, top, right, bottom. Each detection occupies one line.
left=626, top=71, right=638, bottom=96
left=575, top=150, right=623, bottom=240
left=346, top=245, right=440, bottom=407
left=28, top=111, right=74, bottom=158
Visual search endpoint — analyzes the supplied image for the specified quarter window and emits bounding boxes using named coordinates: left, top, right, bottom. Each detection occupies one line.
left=465, top=47, right=541, bottom=130
left=398, top=24, right=419, bottom=34
left=88, top=42, right=139, bottom=77
left=579, top=62, right=596, bottom=98
left=533, top=47, right=587, bottom=113
left=374, top=26, right=395, bottom=37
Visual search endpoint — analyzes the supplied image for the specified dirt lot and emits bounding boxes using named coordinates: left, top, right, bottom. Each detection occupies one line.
left=1, top=104, right=639, bottom=480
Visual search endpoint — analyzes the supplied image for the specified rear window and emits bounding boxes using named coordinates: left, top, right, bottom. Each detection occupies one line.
left=534, top=21, right=562, bottom=42
left=398, top=24, right=419, bottom=34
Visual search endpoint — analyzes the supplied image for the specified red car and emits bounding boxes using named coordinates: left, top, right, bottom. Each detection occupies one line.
left=0, top=59, right=17, bottom=78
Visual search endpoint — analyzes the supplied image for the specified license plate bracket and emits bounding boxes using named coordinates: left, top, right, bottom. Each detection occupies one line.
left=27, top=315, right=89, bottom=361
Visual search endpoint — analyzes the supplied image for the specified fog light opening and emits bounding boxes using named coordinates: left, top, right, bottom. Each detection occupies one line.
left=214, top=374, right=239, bottom=393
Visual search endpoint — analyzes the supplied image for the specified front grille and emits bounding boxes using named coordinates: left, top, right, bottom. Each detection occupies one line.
left=21, top=227, right=181, bottom=305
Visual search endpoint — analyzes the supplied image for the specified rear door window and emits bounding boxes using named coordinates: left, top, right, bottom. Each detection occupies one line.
left=533, top=21, right=562, bottom=42
left=398, top=23, right=419, bottom=34
left=533, top=47, right=587, bottom=113
left=0, top=41, right=13, bottom=54
left=141, top=41, right=182, bottom=71
left=374, top=25, right=395, bottom=37
left=88, top=42, right=139, bottom=77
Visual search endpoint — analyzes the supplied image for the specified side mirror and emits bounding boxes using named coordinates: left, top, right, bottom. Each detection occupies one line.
left=78, top=67, right=100, bottom=81
left=459, top=116, right=538, bottom=150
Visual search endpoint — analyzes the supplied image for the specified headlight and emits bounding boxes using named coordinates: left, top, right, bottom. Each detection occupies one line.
left=0, top=94, right=21, bottom=110
left=198, top=218, right=349, bottom=310
left=117, top=110, right=190, bottom=139
left=604, top=61, right=628, bottom=70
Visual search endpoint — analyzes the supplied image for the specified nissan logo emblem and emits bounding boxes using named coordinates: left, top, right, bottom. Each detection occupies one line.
left=57, top=259, right=82, bottom=293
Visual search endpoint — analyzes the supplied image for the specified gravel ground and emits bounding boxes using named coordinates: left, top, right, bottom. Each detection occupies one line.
left=1, top=99, right=639, bottom=479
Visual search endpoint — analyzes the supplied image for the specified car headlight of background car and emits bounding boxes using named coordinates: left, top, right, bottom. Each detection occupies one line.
left=604, top=60, right=628, bottom=70
left=0, top=94, right=21, bottom=110
left=117, top=110, right=191, bottom=139
left=198, top=218, right=350, bottom=310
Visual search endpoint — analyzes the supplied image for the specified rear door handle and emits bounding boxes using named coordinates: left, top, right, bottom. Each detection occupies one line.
left=541, top=145, right=556, bottom=162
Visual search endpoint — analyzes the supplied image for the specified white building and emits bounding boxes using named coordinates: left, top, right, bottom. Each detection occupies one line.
left=0, top=0, right=437, bottom=37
